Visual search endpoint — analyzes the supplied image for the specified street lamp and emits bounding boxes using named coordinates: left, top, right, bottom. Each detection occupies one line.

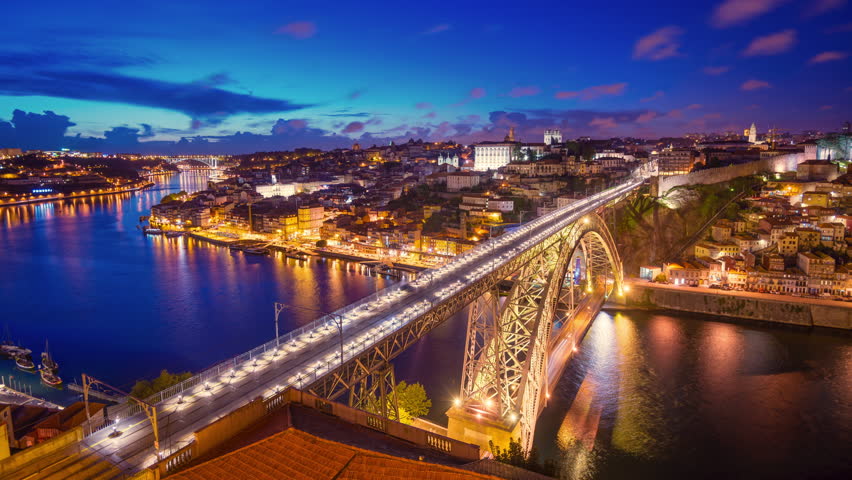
left=276, top=302, right=345, bottom=367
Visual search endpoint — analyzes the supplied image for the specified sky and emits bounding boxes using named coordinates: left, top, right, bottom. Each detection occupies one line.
left=0, top=0, right=850, bottom=154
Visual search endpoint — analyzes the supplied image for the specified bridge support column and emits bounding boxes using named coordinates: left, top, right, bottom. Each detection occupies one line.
left=348, top=363, right=400, bottom=421
left=446, top=406, right=521, bottom=454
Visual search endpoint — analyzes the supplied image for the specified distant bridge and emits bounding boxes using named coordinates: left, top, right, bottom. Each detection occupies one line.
left=165, top=157, right=220, bottom=168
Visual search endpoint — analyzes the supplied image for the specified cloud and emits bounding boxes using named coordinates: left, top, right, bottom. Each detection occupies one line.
left=806, top=0, right=847, bottom=17
left=507, top=86, right=541, bottom=98
left=686, top=103, right=703, bottom=110
left=415, top=102, right=433, bottom=109
left=0, top=69, right=308, bottom=125
left=423, top=24, right=450, bottom=35
left=275, top=21, right=317, bottom=39
left=342, top=121, right=364, bottom=133
left=348, top=89, right=365, bottom=100
left=0, top=50, right=154, bottom=69
left=637, top=111, right=658, bottom=123
left=640, top=90, right=665, bottom=102
left=742, top=30, right=796, bottom=56
left=555, top=82, right=628, bottom=100
left=741, top=79, right=772, bottom=91
left=703, top=65, right=731, bottom=75
left=423, top=112, right=436, bottom=118
left=809, top=51, right=848, bottom=64
left=589, top=117, right=617, bottom=129
left=633, top=26, right=684, bottom=61
left=711, top=0, right=786, bottom=28
left=820, top=105, right=834, bottom=110
left=452, top=87, right=486, bottom=106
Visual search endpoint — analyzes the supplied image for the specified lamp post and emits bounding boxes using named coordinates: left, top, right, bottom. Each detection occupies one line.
left=275, top=302, right=345, bottom=367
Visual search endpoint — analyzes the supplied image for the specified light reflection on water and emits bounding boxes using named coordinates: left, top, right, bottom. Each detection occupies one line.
left=0, top=173, right=391, bottom=405
left=537, top=311, right=852, bottom=479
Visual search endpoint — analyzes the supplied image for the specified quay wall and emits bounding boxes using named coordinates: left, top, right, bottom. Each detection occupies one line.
left=615, top=282, right=852, bottom=330
left=653, top=152, right=804, bottom=195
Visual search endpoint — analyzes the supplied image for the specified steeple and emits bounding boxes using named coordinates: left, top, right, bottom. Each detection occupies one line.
left=748, top=122, right=757, bottom=143
left=504, top=127, right=516, bottom=142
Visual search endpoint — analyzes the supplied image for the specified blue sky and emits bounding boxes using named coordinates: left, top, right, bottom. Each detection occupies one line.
left=0, top=0, right=850, bottom=153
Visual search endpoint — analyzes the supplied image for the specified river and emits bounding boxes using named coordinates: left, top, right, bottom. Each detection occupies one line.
left=0, top=172, right=849, bottom=478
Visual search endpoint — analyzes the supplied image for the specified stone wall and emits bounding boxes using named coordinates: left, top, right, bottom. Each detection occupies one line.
left=618, top=283, right=852, bottom=330
left=653, top=152, right=804, bottom=196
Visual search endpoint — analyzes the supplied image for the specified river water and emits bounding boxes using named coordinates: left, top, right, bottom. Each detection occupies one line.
left=0, top=173, right=849, bottom=478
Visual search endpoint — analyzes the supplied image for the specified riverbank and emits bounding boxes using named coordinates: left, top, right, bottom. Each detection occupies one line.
left=0, top=181, right=154, bottom=207
left=613, top=280, right=852, bottom=330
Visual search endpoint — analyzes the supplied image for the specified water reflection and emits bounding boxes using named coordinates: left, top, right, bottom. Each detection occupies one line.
left=536, top=311, right=852, bottom=479
left=0, top=172, right=389, bottom=405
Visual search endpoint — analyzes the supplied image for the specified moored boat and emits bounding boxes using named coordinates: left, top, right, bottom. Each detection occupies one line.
left=165, top=231, right=184, bottom=238
left=143, top=227, right=163, bottom=235
left=40, top=368, right=62, bottom=387
left=15, top=354, right=35, bottom=371
left=244, top=247, right=269, bottom=255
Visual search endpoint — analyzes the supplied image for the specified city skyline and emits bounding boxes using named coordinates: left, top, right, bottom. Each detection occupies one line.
left=1, top=0, right=850, bottom=154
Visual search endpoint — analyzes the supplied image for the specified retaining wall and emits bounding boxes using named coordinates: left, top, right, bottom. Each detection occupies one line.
left=654, top=152, right=805, bottom=195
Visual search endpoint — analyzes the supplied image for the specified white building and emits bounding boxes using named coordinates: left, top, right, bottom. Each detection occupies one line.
left=474, top=142, right=517, bottom=171
left=437, top=153, right=460, bottom=168
left=256, top=183, right=297, bottom=198
left=544, top=129, right=562, bottom=145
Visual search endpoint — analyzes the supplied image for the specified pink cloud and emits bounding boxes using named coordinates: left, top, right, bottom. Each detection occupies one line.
left=686, top=103, right=703, bottom=110
left=703, top=65, right=731, bottom=75
left=555, top=82, right=628, bottom=101
left=348, top=89, right=365, bottom=100
left=589, top=117, right=617, bottom=129
left=633, top=26, right=684, bottom=61
left=342, top=121, right=364, bottom=133
left=637, top=111, right=657, bottom=123
left=423, top=112, right=437, bottom=119
left=640, top=90, right=665, bottom=102
left=806, top=0, right=847, bottom=17
left=703, top=113, right=723, bottom=119
left=470, top=87, right=486, bottom=99
left=820, top=105, right=834, bottom=110
left=826, top=22, right=852, bottom=33
left=741, top=79, right=772, bottom=91
left=275, top=21, right=317, bottom=39
left=742, top=30, right=796, bottom=57
left=711, top=0, right=785, bottom=28
left=667, top=109, right=684, bottom=119
left=809, top=51, right=848, bottom=64
left=423, top=24, right=450, bottom=35
left=415, top=102, right=433, bottom=109
left=507, top=86, right=541, bottom=98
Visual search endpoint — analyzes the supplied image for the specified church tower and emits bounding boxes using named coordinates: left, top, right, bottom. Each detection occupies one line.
left=504, top=127, right=516, bottom=142
left=748, top=122, right=757, bottom=143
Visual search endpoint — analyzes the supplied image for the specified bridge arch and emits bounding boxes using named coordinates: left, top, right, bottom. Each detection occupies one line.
left=453, top=212, right=622, bottom=450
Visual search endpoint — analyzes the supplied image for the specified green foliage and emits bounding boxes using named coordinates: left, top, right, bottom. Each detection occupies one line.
left=422, top=212, right=445, bottom=234
left=130, top=369, right=192, bottom=400
left=160, top=191, right=187, bottom=204
left=396, top=381, right=431, bottom=424
left=315, top=239, right=327, bottom=248
left=653, top=273, right=667, bottom=283
left=489, top=438, right=557, bottom=476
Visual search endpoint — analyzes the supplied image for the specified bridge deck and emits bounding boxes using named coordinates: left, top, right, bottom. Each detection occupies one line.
left=38, top=180, right=642, bottom=476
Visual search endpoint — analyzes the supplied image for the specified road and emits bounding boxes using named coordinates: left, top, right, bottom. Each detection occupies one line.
left=629, top=280, right=852, bottom=308
left=74, top=179, right=643, bottom=474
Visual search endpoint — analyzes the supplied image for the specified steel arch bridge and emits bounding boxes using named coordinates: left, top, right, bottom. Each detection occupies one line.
left=453, top=213, right=622, bottom=450
left=166, top=157, right=219, bottom=168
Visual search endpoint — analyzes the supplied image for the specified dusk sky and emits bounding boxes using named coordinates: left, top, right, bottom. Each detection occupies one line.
left=1, top=0, right=850, bottom=154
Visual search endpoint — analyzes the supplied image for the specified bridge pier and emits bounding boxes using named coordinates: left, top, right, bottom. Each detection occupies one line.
left=446, top=406, right=521, bottom=454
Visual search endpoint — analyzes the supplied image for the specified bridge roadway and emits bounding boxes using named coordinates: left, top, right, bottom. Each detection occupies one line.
left=70, top=179, right=642, bottom=475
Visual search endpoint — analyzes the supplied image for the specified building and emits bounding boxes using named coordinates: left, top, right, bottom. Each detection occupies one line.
left=256, top=183, right=297, bottom=198
left=746, top=122, right=757, bottom=144
left=473, top=142, right=517, bottom=171
left=652, top=149, right=697, bottom=175
left=797, top=251, right=835, bottom=276
left=437, top=153, right=460, bottom=169
left=447, top=172, right=482, bottom=192
left=297, top=205, right=324, bottom=235
left=544, top=129, right=562, bottom=145
left=797, top=160, right=839, bottom=182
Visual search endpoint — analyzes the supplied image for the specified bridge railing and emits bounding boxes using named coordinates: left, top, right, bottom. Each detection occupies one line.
left=80, top=180, right=642, bottom=438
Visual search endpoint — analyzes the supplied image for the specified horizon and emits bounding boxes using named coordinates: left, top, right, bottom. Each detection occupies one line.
left=1, top=0, right=850, bottom=155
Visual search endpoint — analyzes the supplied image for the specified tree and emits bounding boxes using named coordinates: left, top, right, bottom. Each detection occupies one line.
left=315, top=239, right=327, bottom=248
left=160, top=191, right=187, bottom=204
left=490, top=438, right=556, bottom=476
left=396, top=381, right=431, bottom=424
left=130, top=369, right=192, bottom=400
